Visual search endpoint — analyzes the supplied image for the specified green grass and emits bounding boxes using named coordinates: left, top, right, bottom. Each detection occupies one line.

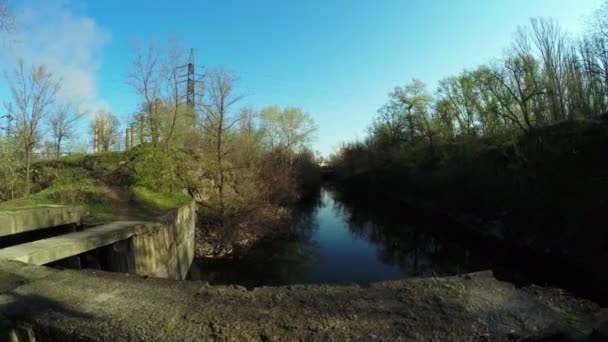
left=130, top=185, right=192, bottom=213
left=0, top=180, right=113, bottom=222
left=56, top=153, right=88, bottom=164
left=2, top=150, right=193, bottom=222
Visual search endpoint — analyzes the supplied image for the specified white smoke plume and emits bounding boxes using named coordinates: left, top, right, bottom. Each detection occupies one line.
left=6, top=0, right=110, bottom=113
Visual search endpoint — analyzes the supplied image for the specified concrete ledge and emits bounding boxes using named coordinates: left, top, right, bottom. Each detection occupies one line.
left=0, top=260, right=58, bottom=281
left=0, top=201, right=196, bottom=281
left=0, top=205, right=88, bottom=238
left=0, top=267, right=601, bottom=341
left=0, top=221, right=152, bottom=265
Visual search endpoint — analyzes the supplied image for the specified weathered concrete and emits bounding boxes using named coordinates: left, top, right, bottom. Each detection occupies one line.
left=0, top=221, right=152, bottom=265
left=0, top=264, right=602, bottom=341
left=0, top=205, right=87, bottom=237
left=131, top=201, right=195, bottom=280
left=102, top=202, right=196, bottom=280
left=0, top=201, right=196, bottom=280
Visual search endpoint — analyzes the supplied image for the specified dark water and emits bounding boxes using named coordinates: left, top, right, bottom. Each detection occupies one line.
left=188, top=187, right=509, bottom=287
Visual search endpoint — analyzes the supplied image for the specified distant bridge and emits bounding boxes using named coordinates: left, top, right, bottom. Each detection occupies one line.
left=320, top=165, right=336, bottom=181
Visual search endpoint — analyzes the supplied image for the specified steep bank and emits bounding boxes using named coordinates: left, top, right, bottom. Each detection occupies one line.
left=0, top=147, right=321, bottom=265
left=193, top=188, right=321, bottom=260
left=0, top=262, right=605, bottom=341
left=193, top=205, right=291, bottom=259
left=0, top=151, right=192, bottom=223
left=332, top=119, right=608, bottom=302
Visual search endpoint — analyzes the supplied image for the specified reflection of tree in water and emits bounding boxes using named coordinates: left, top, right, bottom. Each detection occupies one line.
left=328, top=188, right=488, bottom=278
left=191, top=187, right=324, bottom=287
left=285, top=187, right=323, bottom=239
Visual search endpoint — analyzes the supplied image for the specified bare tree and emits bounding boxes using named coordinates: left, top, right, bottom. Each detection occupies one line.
left=91, top=110, right=120, bottom=152
left=235, top=107, right=263, bottom=168
left=160, top=39, right=183, bottom=145
left=588, top=1, right=608, bottom=106
left=127, top=41, right=161, bottom=145
left=199, top=68, right=243, bottom=216
left=530, top=18, right=567, bottom=121
left=7, top=60, right=59, bottom=195
left=487, top=50, right=544, bottom=134
left=48, top=107, right=84, bottom=157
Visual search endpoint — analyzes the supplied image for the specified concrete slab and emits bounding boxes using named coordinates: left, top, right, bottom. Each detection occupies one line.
left=0, top=221, right=153, bottom=265
left=0, top=205, right=88, bottom=237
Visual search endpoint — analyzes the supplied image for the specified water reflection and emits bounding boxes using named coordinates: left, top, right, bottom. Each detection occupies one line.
left=188, top=188, right=324, bottom=287
left=329, top=188, right=489, bottom=278
left=189, top=187, right=492, bottom=286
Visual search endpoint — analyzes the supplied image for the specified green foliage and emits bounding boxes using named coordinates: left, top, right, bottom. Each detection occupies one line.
left=333, top=118, right=608, bottom=257
left=0, top=136, right=24, bottom=201
left=260, top=106, right=318, bottom=151
left=128, top=144, right=188, bottom=192
left=56, top=153, right=87, bottom=165
left=331, top=8, right=608, bottom=261
left=0, top=180, right=113, bottom=222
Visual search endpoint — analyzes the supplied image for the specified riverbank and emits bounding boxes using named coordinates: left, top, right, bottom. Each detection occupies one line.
left=328, top=181, right=608, bottom=306
left=193, top=205, right=291, bottom=259
left=330, top=119, right=608, bottom=305
left=1, top=261, right=605, bottom=341
left=193, top=187, right=322, bottom=261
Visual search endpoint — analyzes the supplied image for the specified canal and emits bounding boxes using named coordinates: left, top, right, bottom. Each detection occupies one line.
left=188, top=186, right=606, bottom=307
left=190, top=187, right=526, bottom=288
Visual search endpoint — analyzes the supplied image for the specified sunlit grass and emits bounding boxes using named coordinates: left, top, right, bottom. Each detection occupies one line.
left=0, top=180, right=113, bottom=223
left=130, top=185, right=192, bottom=213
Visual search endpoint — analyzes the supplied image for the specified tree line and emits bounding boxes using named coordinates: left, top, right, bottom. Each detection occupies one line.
left=0, top=3, right=319, bottom=218
left=333, top=6, right=608, bottom=166
left=329, top=3, right=608, bottom=257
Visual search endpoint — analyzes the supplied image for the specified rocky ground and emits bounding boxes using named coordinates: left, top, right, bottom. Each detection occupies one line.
left=0, top=261, right=606, bottom=341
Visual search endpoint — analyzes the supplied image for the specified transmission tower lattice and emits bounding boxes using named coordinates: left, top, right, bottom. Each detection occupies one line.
left=177, top=48, right=204, bottom=121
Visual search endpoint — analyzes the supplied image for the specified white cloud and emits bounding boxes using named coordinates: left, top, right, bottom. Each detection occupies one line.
left=7, top=0, right=110, bottom=111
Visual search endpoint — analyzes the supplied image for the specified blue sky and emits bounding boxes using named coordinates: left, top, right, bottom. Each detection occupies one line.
left=1, top=0, right=602, bottom=156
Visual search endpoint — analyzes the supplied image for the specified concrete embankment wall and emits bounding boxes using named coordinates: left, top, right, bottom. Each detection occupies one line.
left=102, top=201, right=196, bottom=280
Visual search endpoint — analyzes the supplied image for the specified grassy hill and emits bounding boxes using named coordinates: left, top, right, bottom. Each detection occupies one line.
left=0, top=147, right=192, bottom=224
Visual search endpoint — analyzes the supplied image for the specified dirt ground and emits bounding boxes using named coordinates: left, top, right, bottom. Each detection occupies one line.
left=0, top=263, right=605, bottom=341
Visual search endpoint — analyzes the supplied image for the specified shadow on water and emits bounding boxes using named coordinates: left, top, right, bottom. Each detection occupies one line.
left=189, top=189, right=325, bottom=288
left=189, top=186, right=606, bottom=305
left=328, top=188, right=498, bottom=279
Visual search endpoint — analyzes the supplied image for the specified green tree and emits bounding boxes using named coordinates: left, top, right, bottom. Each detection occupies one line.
left=127, top=41, right=161, bottom=145
left=390, top=79, right=433, bottom=143
left=0, top=135, right=22, bottom=200
left=260, top=106, right=317, bottom=170
left=438, top=74, right=479, bottom=136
